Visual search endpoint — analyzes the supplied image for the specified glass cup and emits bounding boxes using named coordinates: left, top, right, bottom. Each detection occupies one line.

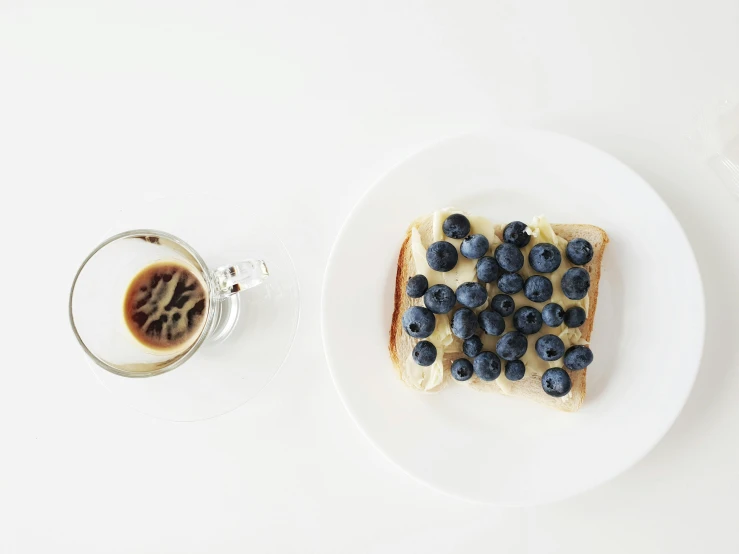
left=69, top=229, right=269, bottom=378
left=692, top=93, right=739, bottom=197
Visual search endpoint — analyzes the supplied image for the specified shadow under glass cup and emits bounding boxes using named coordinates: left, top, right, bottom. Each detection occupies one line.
left=69, top=229, right=269, bottom=378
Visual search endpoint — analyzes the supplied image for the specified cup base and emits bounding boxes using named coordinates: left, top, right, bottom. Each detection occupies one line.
left=207, top=295, right=241, bottom=344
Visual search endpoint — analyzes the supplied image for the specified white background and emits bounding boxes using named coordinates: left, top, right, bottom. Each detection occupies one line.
left=1, top=1, right=738, bottom=552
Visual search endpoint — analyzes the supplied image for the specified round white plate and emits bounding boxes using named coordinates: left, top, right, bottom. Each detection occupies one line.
left=321, top=130, right=704, bottom=505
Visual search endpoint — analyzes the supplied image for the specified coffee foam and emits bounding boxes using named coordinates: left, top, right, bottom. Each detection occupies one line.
left=124, top=262, right=208, bottom=351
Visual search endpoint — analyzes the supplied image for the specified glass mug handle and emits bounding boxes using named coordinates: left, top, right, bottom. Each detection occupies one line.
left=212, top=260, right=269, bottom=297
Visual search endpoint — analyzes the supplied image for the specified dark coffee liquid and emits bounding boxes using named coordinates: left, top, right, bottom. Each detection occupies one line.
left=123, top=261, right=208, bottom=351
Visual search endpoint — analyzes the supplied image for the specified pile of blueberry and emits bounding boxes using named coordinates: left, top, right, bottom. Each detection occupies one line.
left=402, top=214, right=595, bottom=398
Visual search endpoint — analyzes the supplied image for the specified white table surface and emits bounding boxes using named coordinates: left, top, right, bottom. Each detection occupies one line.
left=1, top=2, right=738, bottom=552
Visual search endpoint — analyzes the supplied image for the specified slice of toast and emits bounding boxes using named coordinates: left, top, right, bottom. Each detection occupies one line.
left=389, top=213, right=608, bottom=412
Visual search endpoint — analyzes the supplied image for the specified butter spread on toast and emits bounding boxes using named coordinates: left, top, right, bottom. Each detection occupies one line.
left=402, top=210, right=590, bottom=398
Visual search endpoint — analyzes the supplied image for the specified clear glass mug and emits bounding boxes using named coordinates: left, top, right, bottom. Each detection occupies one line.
left=69, top=229, right=269, bottom=378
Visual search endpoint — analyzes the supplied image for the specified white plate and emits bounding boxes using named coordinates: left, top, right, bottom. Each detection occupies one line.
left=321, top=130, right=704, bottom=505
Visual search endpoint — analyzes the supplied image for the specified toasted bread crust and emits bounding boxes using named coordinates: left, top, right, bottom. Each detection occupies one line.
left=389, top=217, right=608, bottom=412
left=389, top=230, right=411, bottom=368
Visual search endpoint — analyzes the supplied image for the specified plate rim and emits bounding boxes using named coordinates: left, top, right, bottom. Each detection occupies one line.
left=321, top=128, right=705, bottom=505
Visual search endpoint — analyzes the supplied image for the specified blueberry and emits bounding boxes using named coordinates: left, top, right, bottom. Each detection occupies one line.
left=497, top=273, right=523, bottom=294
left=402, top=306, right=436, bottom=339
left=541, top=368, right=571, bottom=397
left=494, top=243, right=524, bottom=272
left=426, top=241, right=458, bottom=272
left=406, top=274, right=428, bottom=298
left=503, top=221, right=531, bottom=248
left=478, top=310, right=505, bottom=336
left=412, top=341, right=437, bottom=366
left=535, top=334, right=565, bottom=361
left=463, top=335, right=483, bottom=357
left=505, top=360, right=526, bottom=381
left=561, top=267, right=590, bottom=300
left=566, top=238, right=594, bottom=265
left=564, top=306, right=586, bottom=328
left=451, top=308, right=478, bottom=339
left=491, top=293, right=515, bottom=317
left=451, top=359, right=474, bottom=381
left=443, top=213, right=471, bottom=239
left=542, top=303, right=565, bottom=327
left=423, top=284, right=456, bottom=314
left=528, top=243, right=562, bottom=273
left=460, top=234, right=490, bottom=259
left=456, top=282, right=488, bottom=309
left=476, top=256, right=499, bottom=283
left=523, top=275, right=553, bottom=303
left=513, top=306, right=543, bottom=335
left=496, top=331, right=528, bottom=361
left=564, top=345, right=593, bottom=370
left=473, top=351, right=501, bottom=381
